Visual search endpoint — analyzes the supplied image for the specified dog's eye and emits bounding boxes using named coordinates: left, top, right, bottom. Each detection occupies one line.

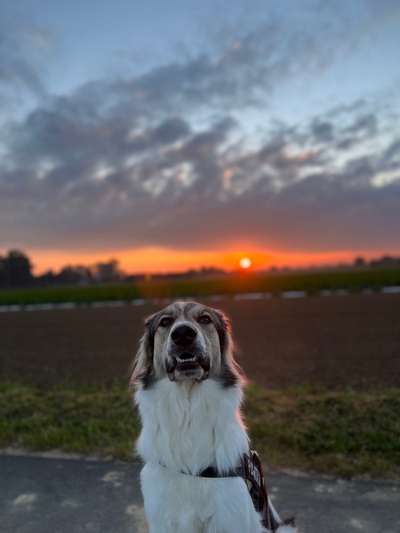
left=198, top=314, right=212, bottom=325
left=159, top=316, right=174, bottom=328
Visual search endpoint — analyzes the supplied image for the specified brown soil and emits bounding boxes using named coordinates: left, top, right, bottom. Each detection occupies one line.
left=1, top=293, right=399, bottom=389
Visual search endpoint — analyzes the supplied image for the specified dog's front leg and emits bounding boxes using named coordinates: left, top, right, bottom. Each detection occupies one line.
left=141, top=464, right=205, bottom=533
left=146, top=516, right=204, bottom=533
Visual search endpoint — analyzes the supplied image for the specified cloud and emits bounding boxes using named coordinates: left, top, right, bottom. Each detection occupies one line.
left=344, top=113, right=378, bottom=137
left=311, top=121, right=335, bottom=143
left=0, top=14, right=54, bottom=109
left=1, top=88, right=399, bottom=254
left=383, top=138, right=400, bottom=163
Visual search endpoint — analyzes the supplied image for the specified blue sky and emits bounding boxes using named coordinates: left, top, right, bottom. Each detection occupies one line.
left=0, top=0, right=399, bottom=271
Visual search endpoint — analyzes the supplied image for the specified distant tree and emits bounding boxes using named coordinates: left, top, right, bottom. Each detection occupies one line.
left=1, top=250, right=33, bottom=287
left=198, top=266, right=226, bottom=276
left=36, top=270, right=57, bottom=286
left=0, top=255, right=6, bottom=286
left=354, top=256, right=366, bottom=268
left=370, top=255, right=400, bottom=268
left=93, top=259, right=121, bottom=282
left=57, top=265, right=92, bottom=285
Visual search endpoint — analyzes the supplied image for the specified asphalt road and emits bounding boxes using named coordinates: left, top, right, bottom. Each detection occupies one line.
left=1, top=454, right=399, bottom=533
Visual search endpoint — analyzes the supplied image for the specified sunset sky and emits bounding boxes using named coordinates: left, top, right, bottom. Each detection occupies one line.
left=1, top=0, right=399, bottom=274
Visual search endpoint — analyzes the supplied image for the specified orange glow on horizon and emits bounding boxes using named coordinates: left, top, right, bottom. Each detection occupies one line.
left=19, top=246, right=393, bottom=276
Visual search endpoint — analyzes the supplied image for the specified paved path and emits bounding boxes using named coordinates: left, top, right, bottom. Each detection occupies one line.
left=1, top=454, right=400, bottom=532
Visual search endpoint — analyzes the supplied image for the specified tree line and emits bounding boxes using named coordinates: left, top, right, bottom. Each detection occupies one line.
left=1, top=249, right=400, bottom=289
left=0, top=250, right=122, bottom=288
left=0, top=249, right=225, bottom=288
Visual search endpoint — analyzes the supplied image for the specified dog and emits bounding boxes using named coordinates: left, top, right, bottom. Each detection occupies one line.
left=130, top=301, right=297, bottom=532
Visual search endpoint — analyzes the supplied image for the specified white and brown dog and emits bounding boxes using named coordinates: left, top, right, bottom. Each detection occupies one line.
left=130, top=301, right=297, bottom=533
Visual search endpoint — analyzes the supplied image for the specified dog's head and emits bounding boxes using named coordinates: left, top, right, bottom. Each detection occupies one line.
left=130, top=301, right=242, bottom=388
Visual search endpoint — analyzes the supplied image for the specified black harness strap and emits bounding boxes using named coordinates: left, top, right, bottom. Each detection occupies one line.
left=198, top=465, right=243, bottom=478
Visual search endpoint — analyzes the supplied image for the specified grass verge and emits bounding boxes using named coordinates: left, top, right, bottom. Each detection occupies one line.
left=1, top=268, right=400, bottom=305
left=1, top=381, right=399, bottom=479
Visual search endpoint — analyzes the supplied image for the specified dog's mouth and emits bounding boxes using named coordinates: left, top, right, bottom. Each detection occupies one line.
left=176, top=355, right=199, bottom=371
left=166, top=353, right=210, bottom=382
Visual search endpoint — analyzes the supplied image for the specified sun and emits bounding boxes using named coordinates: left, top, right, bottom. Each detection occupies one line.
left=239, top=257, right=252, bottom=270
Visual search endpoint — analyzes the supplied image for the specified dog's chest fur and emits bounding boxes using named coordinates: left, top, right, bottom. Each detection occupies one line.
left=135, top=378, right=249, bottom=475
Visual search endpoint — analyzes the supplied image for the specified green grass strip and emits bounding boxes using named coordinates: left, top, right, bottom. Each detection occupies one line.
left=0, top=382, right=399, bottom=479
left=0, top=268, right=400, bottom=305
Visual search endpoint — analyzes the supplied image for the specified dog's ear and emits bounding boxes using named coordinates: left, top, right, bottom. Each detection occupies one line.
left=212, top=308, right=232, bottom=357
left=212, top=308, right=245, bottom=388
left=129, top=312, right=159, bottom=389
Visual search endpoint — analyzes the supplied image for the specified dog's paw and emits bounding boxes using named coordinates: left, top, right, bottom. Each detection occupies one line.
left=276, top=526, right=298, bottom=533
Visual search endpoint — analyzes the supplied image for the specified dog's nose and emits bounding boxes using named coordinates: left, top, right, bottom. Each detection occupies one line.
left=171, top=324, right=197, bottom=346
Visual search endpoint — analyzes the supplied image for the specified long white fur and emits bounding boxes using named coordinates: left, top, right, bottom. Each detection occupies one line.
left=135, top=377, right=265, bottom=532
left=135, top=378, right=297, bottom=532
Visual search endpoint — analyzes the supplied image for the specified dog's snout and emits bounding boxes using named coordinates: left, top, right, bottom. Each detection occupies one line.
left=171, top=324, right=197, bottom=346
